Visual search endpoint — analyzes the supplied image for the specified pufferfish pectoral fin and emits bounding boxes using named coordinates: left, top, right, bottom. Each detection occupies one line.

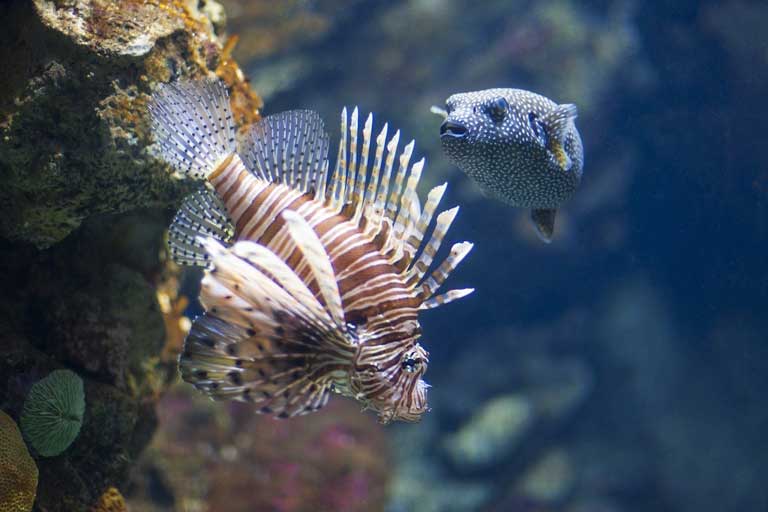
left=531, top=208, right=557, bottom=243
left=542, top=103, right=578, bottom=171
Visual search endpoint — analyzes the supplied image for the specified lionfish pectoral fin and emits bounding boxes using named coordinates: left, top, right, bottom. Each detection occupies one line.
left=239, top=109, right=331, bottom=194
left=282, top=210, right=347, bottom=330
left=168, top=187, right=235, bottom=267
left=542, top=103, right=577, bottom=171
left=180, top=314, right=333, bottom=417
left=179, top=238, right=352, bottom=418
left=531, top=208, right=557, bottom=243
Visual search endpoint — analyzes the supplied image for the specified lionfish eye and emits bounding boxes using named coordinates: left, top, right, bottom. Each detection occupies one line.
left=528, top=112, right=548, bottom=145
left=401, top=357, right=420, bottom=373
left=488, top=97, right=509, bottom=123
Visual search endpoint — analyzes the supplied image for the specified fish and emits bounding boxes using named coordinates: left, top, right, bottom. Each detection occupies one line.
left=148, top=79, right=473, bottom=423
left=434, top=88, right=584, bottom=242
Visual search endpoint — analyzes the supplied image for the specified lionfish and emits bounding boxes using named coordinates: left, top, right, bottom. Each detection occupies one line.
left=149, top=79, right=473, bottom=423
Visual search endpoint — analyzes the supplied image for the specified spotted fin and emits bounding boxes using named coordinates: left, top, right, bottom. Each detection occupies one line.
left=239, top=110, right=330, bottom=193
left=148, top=79, right=236, bottom=179
left=180, top=314, right=333, bottom=417
left=179, top=238, right=353, bottom=418
left=542, top=103, right=577, bottom=171
left=531, top=208, right=557, bottom=243
left=168, top=187, right=235, bottom=267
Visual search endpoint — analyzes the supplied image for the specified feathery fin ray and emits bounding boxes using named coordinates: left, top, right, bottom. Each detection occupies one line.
left=179, top=238, right=350, bottom=418
left=148, top=79, right=235, bottom=179
left=168, top=187, right=235, bottom=267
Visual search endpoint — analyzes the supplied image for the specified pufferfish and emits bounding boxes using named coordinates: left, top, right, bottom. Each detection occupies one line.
left=433, top=88, right=584, bottom=242
left=149, top=79, right=473, bottom=423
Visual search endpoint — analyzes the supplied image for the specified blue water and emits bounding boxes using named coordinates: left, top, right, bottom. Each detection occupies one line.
left=251, top=1, right=768, bottom=511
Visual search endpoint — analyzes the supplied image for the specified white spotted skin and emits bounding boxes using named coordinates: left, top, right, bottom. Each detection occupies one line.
left=441, top=88, right=584, bottom=209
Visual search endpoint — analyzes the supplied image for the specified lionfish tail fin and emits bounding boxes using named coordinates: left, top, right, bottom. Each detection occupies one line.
left=239, top=110, right=330, bottom=193
left=149, top=78, right=236, bottom=179
left=180, top=238, right=353, bottom=418
left=168, top=187, right=235, bottom=267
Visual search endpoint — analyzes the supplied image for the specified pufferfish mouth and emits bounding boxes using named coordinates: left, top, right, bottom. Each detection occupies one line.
left=440, top=119, right=468, bottom=139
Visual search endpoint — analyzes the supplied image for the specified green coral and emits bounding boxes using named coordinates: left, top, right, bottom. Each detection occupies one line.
left=20, top=369, right=85, bottom=457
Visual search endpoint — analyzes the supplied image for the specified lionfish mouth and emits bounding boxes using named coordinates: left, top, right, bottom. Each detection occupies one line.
left=377, top=379, right=430, bottom=424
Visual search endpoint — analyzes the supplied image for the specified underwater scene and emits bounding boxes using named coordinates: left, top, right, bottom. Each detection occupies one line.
left=1, top=1, right=766, bottom=511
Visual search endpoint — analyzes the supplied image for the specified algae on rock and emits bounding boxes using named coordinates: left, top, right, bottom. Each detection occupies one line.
left=0, top=0, right=262, bottom=248
left=0, top=1, right=261, bottom=511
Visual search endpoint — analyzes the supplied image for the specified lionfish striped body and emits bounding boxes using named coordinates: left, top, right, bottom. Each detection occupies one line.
left=149, top=79, right=473, bottom=423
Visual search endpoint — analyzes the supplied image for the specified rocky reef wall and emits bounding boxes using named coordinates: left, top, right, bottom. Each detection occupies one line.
left=0, top=1, right=260, bottom=510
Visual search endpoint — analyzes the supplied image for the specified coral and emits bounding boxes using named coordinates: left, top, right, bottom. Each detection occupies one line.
left=0, top=0, right=259, bottom=510
left=443, top=394, right=534, bottom=472
left=515, top=448, right=575, bottom=504
left=90, top=487, right=128, bottom=512
left=20, top=369, right=85, bottom=457
left=0, top=410, right=38, bottom=512
left=127, top=386, right=390, bottom=512
left=0, top=0, right=262, bottom=247
left=156, top=258, right=192, bottom=363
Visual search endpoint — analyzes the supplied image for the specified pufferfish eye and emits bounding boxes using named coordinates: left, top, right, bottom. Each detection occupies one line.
left=487, top=97, right=509, bottom=123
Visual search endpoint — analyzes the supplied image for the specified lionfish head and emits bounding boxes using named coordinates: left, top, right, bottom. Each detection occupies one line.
left=353, top=339, right=430, bottom=424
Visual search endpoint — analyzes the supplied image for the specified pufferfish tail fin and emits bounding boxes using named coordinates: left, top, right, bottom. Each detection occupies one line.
left=148, top=78, right=236, bottom=180
left=179, top=236, right=352, bottom=419
left=542, top=103, right=577, bottom=171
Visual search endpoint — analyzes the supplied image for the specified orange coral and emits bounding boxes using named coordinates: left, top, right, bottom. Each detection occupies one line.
left=156, top=256, right=191, bottom=362
left=216, top=35, right=264, bottom=128
left=90, top=487, right=128, bottom=512
left=0, top=410, right=38, bottom=512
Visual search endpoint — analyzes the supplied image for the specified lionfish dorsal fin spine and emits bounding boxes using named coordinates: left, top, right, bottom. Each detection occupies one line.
left=148, top=78, right=236, bottom=180
left=329, top=107, right=348, bottom=210
left=417, top=240, right=474, bottom=300
left=403, top=183, right=448, bottom=278
left=315, top=159, right=330, bottom=202
left=168, top=187, right=235, bottom=267
left=394, top=156, right=424, bottom=243
left=352, top=113, right=374, bottom=225
left=374, top=129, right=400, bottom=222
left=345, top=107, right=359, bottom=207
left=407, top=206, right=458, bottom=275
left=282, top=210, right=346, bottom=329
left=387, top=139, right=414, bottom=222
left=362, top=122, right=388, bottom=220
left=420, top=288, right=475, bottom=310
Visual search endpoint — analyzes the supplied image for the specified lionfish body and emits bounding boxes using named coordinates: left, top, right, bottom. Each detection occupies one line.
left=149, top=80, right=473, bottom=423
